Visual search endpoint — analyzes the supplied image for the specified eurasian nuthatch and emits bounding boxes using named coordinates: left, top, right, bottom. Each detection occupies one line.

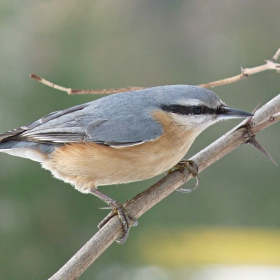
left=0, top=85, right=252, bottom=242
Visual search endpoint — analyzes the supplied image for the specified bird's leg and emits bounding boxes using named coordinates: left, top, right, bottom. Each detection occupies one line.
left=167, top=160, right=200, bottom=193
left=90, top=188, right=138, bottom=244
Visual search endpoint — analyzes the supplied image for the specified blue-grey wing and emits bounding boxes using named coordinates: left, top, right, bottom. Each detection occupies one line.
left=3, top=99, right=163, bottom=147
left=84, top=114, right=163, bottom=146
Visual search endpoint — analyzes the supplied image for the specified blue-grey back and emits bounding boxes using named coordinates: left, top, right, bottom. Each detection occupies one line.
left=1, top=85, right=221, bottom=146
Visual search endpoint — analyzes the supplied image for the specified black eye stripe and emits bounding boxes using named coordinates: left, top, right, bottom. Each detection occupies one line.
left=161, top=104, right=226, bottom=115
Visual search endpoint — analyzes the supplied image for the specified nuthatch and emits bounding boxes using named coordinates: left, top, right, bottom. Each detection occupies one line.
left=0, top=85, right=252, bottom=242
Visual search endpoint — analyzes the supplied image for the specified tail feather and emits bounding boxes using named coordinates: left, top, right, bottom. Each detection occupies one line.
left=0, top=127, right=25, bottom=142
left=0, top=126, right=61, bottom=163
left=0, top=140, right=58, bottom=162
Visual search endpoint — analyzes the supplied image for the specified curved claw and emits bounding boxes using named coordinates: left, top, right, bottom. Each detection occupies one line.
left=171, top=160, right=200, bottom=193
left=98, top=205, right=138, bottom=244
left=176, top=187, right=192, bottom=193
left=176, top=173, right=200, bottom=193
left=115, top=206, right=138, bottom=244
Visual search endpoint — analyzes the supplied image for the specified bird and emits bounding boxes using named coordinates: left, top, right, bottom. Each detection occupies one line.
left=0, top=85, right=252, bottom=242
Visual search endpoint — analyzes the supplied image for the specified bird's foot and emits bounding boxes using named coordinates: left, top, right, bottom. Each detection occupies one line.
left=168, top=160, right=200, bottom=193
left=98, top=203, right=138, bottom=244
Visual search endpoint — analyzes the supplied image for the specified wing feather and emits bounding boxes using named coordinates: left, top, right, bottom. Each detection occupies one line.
left=0, top=94, right=163, bottom=147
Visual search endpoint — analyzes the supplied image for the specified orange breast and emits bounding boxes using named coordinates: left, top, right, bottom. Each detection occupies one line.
left=42, top=110, right=198, bottom=193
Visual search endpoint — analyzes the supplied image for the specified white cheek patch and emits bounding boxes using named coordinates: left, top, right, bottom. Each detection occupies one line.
left=0, top=148, right=46, bottom=162
left=170, top=113, right=218, bottom=130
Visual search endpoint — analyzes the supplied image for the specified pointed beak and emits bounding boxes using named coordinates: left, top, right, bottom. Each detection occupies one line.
left=218, top=106, right=253, bottom=119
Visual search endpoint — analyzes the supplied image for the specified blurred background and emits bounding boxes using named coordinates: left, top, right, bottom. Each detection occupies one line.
left=0, top=1, right=279, bottom=279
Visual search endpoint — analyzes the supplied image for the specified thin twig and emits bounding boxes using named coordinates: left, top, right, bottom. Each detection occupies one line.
left=198, top=58, right=280, bottom=88
left=31, top=48, right=280, bottom=93
left=272, top=48, right=280, bottom=62
left=49, top=94, right=280, bottom=280
left=30, top=74, right=70, bottom=93
left=30, top=74, right=146, bottom=95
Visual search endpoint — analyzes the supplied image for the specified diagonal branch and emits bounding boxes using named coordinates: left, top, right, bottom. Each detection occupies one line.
left=49, top=93, right=280, bottom=280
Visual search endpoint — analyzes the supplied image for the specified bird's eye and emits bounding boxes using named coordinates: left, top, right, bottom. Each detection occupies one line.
left=192, top=106, right=202, bottom=115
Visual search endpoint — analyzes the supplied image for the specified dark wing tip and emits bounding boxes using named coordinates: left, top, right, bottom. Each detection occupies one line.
left=0, top=127, right=26, bottom=142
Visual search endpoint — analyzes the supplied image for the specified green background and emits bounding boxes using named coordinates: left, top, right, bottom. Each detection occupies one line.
left=0, top=1, right=279, bottom=279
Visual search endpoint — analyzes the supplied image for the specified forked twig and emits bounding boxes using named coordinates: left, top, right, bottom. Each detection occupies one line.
left=199, top=59, right=280, bottom=88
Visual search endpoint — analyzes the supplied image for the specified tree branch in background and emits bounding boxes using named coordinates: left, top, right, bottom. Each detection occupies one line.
left=30, top=73, right=145, bottom=95
left=199, top=55, right=280, bottom=88
left=31, top=49, right=280, bottom=93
